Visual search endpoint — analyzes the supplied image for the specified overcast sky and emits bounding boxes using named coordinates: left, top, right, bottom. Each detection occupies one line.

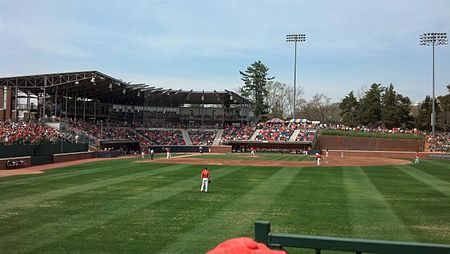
left=0, top=0, right=449, bottom=102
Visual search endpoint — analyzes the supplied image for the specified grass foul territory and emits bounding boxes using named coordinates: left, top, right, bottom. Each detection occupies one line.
left=0, top=157, right=449, bottom=253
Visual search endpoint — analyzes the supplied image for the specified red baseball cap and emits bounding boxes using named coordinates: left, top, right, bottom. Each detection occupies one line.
left=207, top=237, right=286, bottom=254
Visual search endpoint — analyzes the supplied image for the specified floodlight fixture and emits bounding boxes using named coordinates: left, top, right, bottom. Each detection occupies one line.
left=420, top=32, right=448, bottom=137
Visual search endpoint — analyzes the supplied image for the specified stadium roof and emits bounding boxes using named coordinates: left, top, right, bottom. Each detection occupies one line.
left=0, top=71, right=253, bottom=106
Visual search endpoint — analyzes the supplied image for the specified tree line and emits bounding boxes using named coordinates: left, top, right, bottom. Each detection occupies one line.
left=239, top=60, right=450, bottom=132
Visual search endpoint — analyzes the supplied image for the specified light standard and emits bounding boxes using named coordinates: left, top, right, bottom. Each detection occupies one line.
left=420, top=32, right=448, bottom=137
left=286, top=34, right=306, bottom=119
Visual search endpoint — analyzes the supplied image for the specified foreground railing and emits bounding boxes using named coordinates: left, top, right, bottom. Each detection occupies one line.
left=255, top=221, right=450, bottom=254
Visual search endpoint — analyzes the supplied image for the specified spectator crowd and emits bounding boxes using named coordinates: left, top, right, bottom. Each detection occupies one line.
left=1, top=121, right=62, bottom=145
left=189, top=129, right=216, bottom=145
left=221, top=123, right=256, bottom=143
left=427, top=133, right=450, bottom=152
left=136, top=129, right=185, bottom=145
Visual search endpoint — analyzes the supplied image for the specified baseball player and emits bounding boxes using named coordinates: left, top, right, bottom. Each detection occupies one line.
left=415, top=152, right=420, bottom=164
left=200, top=167, right=210, bottom=192
left=166, top=147, right=171, bottom=159
left=316, top=153, right=321, bottom=166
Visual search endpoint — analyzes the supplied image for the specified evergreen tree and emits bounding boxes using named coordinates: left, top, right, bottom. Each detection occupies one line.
left=437, top=84, right=450, bottom=132
left=358, top=83, right=383, bottom=126
left=239, top=61, right=274, bottom=116
left=339, top=91, right=359, bottom=126
left=415, top=96, right=433, bottom=131
left=381, top=84, right=398, bottom=128
left=397, top=94, right=414, bottom=129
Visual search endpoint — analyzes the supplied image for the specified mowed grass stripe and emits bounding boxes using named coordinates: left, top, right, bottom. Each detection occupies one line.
left=418, top=160, right=450, bottom=182
left=156, top=167, right=302, bottom=254
left=44, top=166, right=280, bottom=254
left=0, top=163, right=187, bottom=212
left=0, top=159, right=137, bottom=189
left=364, top=165, right=450, bottom=243
left=343, top=166, right=414, bottom=241
left=395, top=165, right=450, bottom=197
left=266, top=167, right=352, bottom=238
left=0, top=160, right=152, bottom=200
left=0, top=165, right=243, bottom=254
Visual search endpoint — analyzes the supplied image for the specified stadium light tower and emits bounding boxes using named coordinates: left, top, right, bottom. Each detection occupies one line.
left=286, top=34, right=306, bottom=119
left=420, top=32, right=448, bottom=137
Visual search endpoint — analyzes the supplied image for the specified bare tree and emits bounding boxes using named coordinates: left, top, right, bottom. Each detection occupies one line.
left=299, top=93, right=333, bottom=123
left=266, top=81, right=288, bottom=118
left=285, top=85, right=305, bottom=119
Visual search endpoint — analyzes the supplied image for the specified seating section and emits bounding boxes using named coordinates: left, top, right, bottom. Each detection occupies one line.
left=1, top=119, right=327, bottom=148
left=1, top=121, right=62, bottom=145
left=427, top=133, right=450, bottom=152
left=136, top=129, right=185, bottom=145
left=189, top=129, right=216, bottom=145
left=295, top=130, right=317, bottom=142
left=221, top=123, right=256, bottom=142
left=254, top=123, right=295, bottom=142
left=67, top=121, right=137, bottom=141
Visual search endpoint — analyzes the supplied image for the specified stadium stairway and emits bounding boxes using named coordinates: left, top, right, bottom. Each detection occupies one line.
left=181, top=129, right=192, bottom=145
left=134, top=130, right=152, bottom=145
left=213, top=129, right=223, bottom=145
left=289, top=130, right=301, bottom=141
left=249, top=129, right=259, bottom=141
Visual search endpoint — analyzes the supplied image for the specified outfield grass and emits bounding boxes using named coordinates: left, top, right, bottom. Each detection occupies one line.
left=189, top=152, right=314, bottom=161
left=1, top=158, right=449, bottom=253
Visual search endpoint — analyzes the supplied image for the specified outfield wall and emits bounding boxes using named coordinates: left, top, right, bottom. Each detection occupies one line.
left=53, top=151, right=95, bottom=163
left=317, top=135, right=424, bottom=152
left=326, top=150, right=434, bottom=159
left=210, top=145, right=232, bottom=153
left=0, top=156, right=32, bottom=170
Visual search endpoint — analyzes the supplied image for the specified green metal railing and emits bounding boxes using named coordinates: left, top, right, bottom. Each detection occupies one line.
left=255, top=221, right=450, bottom=254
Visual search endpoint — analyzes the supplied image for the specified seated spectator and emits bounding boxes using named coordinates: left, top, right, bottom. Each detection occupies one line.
left=136, top=129, right=185, bottom=145
left=221, top=123, right=256, bottom=142
left=189, top=129, right=216, bottom=145
left=1, top=120, right=63, bottom=145
left=254, top=123, right=295, bottom=142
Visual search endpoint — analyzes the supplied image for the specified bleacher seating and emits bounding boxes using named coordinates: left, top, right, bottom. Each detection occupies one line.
left=295, top=130, right=317, bottom=142
left=189, top=129, right=216, bottom=145
left=1, top=121, right=63, bottom=145
left=221, top=123, right=255, bottom=142
left=254, top=123, right=295, bottom=142
left=136, top=129, right=185, bottom=145
left=67, top=121, right=137, bottom=141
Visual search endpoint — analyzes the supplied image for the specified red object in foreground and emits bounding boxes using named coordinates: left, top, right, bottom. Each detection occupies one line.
left=207, top=237, right=286, bottom=254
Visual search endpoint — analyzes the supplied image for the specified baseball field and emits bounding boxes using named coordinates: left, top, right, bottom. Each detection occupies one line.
left=1, top=153, right=450, bottom=253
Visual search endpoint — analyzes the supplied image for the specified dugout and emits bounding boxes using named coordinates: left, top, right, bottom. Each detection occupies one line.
left=225, top=140, right=312, bottom=154
left=145, top=145, right=211, bottom=153
left=96, top=139, right=140, bottom=157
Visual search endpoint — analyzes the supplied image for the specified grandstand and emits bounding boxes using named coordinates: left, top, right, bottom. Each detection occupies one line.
left=0, top=71, right=253, bottom=126
left=1, top=71, right=438, bottom=170
left=0, top=71, right=319, bottom=149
